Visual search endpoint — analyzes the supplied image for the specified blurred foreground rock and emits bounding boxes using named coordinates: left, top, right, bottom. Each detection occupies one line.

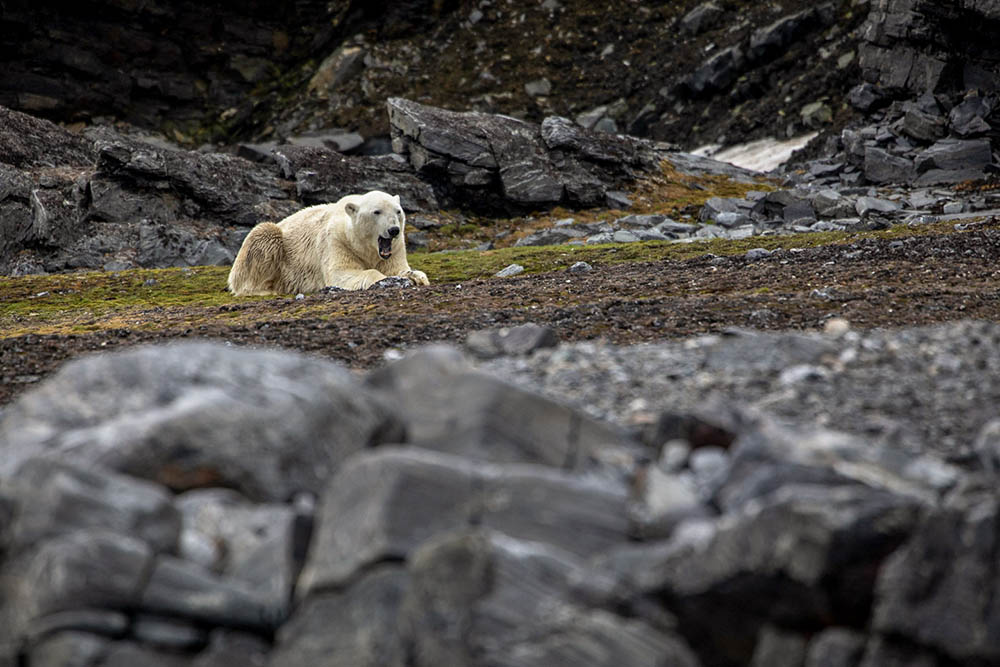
left=1, top=328, right=998, bottom=665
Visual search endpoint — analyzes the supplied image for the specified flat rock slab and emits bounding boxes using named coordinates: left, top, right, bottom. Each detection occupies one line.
left=0, top=341, right=404, bottom=500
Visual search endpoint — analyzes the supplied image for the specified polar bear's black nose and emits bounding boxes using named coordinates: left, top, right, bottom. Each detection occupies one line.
left=387, top=226, right=400, bottom=238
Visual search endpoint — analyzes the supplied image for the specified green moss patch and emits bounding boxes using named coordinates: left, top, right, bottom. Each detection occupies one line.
left=0, top=219, right=980, bottom=339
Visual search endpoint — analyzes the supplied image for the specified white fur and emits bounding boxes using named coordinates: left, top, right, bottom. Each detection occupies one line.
left=227, top=190, right=429, bottom=295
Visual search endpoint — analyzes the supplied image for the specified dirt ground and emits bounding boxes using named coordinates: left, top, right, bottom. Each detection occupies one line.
left=2, top=222, right=1000, bottom=408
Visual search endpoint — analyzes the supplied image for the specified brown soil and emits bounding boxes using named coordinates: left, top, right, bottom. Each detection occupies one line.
left=3, top=223, right=1000, bottom=408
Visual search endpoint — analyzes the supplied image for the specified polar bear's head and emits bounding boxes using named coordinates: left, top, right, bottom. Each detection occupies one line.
left=344, top=191, right=405, bottom=261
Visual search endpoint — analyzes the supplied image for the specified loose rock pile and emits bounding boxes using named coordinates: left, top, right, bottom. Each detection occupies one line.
left=1, top=327, right=999, bottom=666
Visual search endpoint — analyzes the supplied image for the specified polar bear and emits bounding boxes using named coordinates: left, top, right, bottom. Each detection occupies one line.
left=227, top=190, right=429, bottom=295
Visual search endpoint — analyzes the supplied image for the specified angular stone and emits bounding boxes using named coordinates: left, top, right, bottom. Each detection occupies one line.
left=99, top=641, right=191, bottom=667
left=863, top=147, right=915, bottom=184
left=94, top=135, right=294, bottom=228
left=614, top=213, right=668, bottom=229
left=271, top=567, right=408, bottom=667
left=0, top=342, right=404, bottom=501
left=296, top=448, right=480, bottom=594
left=465, top=323, right=558, bottom=359
left=685, top=46, right=744, bottom=96
left=810, top=189, right=855, bottom=218
left=0, top=105, right=93, bottom=169
left=142, top=556, right=285, bottom=630
left=750, top=626, right=807, bottom=667
left=680, top=1, right=724, bottom=35
left=389, top=99, right=660, bottom=212
left=175, top=490, right=298, bottom=609
left=495, top=263, right=525, bottom=277
left=848, top=83, right=886, bottom=112
left=524, top=78, right=552, bottom=97
left=805, top=628, right=866, bottom=667
left=191, top=630, right=270, bottom=667
left=26, top=631, right=109, bottom=667
left=132, top=615, right=208, bottom=651
left=950, top=94, right=993, bottom=137
left=747, top=5, right=830, bottom=62
left=1, top=458, right=179, bottom=556
left=751, top=189, right=815, bottom=222
left=699, top=196, right=744, bottom=222
left=402, top=530, right=701, bottom=667
left=0, top=531, right=151, bottom=648
left=366, top=346, right=641, bottom=469
left=297, top=447, right=631, bottom=595
left=915, top=138, right=993, bottom=173
left=513, top=227, right=587, bottom=246
left=24, top=609, right=129, bottom=645
left=856, top=196, right=902, bottom=216
left=716, top=414, right=958, bottom=511
left=873, top=493, right=1000, bottom=662
left=902, top=107, right=946, bottom=141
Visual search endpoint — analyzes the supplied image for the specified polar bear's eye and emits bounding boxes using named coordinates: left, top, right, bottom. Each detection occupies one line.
left=373, top=209, right=382, bottom=216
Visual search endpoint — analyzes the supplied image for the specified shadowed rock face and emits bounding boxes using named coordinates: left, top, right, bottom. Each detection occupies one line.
left=388, top=97, right=666, bottom=213
left=860, top=0, right=1000, bottom=94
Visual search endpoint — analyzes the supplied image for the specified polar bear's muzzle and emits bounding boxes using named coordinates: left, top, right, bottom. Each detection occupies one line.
left=378, top=225, right=400, bottom=259
left=378, top=235, right=393, bottom=259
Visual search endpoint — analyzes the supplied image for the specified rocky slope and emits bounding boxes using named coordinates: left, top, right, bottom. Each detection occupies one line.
left=2, top=0, right=869, bottom=151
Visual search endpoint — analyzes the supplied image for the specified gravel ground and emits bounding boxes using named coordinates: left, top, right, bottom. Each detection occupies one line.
left=476, top=319, right=1000, bottom=461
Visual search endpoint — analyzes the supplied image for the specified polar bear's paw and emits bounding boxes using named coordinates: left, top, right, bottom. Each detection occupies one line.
left=402, top=269, right=430, bottom=286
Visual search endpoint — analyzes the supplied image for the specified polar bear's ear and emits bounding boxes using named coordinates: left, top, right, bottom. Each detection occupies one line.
left=345, top=202, right=358, bottom=219
left=393, top=194, right=400, bottom=203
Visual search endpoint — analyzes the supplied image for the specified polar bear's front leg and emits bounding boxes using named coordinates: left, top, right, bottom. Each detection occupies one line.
left=400, top=269, right=429, bottom=286
left=325, top=269, right=388, bottom=290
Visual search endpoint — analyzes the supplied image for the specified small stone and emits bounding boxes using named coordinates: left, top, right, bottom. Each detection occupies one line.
left=606, top=190, right=633, bottom=208
left=942, top=202, right=964, bottom=214
left=524, top=78, right=552, bottom=97
left=679, top=1, right=724, bottom=35
left=856, top=196, right=901, bottom=217
left=612, top=230, right=640, bottom=243
left=294, top=293, right=305, bottom=300
left=745, top=248, right=771, bottom=260
left=824, top=317, right=851, bottom=335
left=568, top=261, right=593, bottom=274
left=495, top=264, right=525, bottom=278
left=144, top=279, right=158, bottom=286
left=800, top=101, right=833, bottom=129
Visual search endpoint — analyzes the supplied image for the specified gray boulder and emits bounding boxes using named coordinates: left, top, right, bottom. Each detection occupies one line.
left=863, top=147, right=915, bottom=184
left=949, top=94, right=993, bottom=137
left=872, top=489, right=1000, bottom=662
left=366, top=345, right=642, bottom=469
left=0, top=458, right=179, bottom=556
left=0, top=342, right=404, bottom=500
left=915, top=138, right=993, bottom=173
left=270, top=567, right=408, bottom=667
left=685, top=46, right=745, bottom=97
left=296, top=447, right=631, bottom=596
left=465, top=323, right=558, bottom=359
left=679, top=2, right=724, bottom=35
left=388, top=98, right=661, bottom=211
left=175, top=489, right=298, bottom=610
left=141, top=556, right=285, bottom=630
left=402, top=529, right=701, bottom=667
left=0, top=531, right=152, bottom=650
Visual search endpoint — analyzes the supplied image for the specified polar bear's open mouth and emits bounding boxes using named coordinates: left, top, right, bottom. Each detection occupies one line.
left=378, top=235, right=393, bottom=259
